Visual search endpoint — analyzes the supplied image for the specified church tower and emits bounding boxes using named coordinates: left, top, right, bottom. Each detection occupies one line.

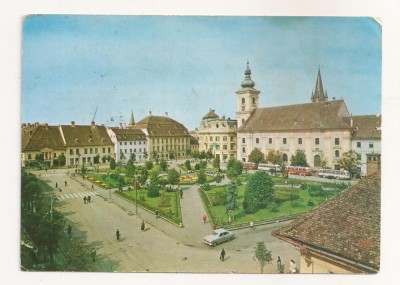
left=236, top=61, right=260, bottom=128
left=311, top=67, right=328, bottom=102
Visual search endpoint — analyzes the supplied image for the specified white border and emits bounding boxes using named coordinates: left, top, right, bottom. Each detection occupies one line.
left=1, top=1, right=399, bottom=285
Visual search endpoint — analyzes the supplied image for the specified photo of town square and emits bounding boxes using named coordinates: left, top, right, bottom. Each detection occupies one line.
left=20, top=16, right=381, bottom=274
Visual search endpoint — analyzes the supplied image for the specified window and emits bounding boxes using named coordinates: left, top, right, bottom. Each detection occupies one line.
left=314, top=155, right=321, bottom=167
left=357, top=153, right=361, bottom=160
left=216, top=145, right=220, bottom=150
left=216, top=136, right=220, bottom=142
left=283, top=138, right=287, bottom=144
left=223, top=145, right=227, bottom=150
left=95, top=148, right=98, bottom=154
left=369, top=142, right=374, bottom=148
left=130, top=142, right=132, bottom=145
left=298, top=138, right=302, bottom=145
left=315, top=138, right=320, bottom=145
left=230, top=136, right=234, bottom=142
left=242, top=98, right=245, bottom=104
left=53, top=153, right=57, bottom=158
left=242, top=158, right=246, bottom=162
left=334, top=164, right=340, bottom=170
left=242, top=147, right=246, bottom=153
left=230, top=144, right=235, bottom=150
left=210, top=136, right=213, bottom=142
left=335, top=138, right=340, bottom=145
left=242, top=138, right=245, bottom=144
left=70, top=149, right=74, bottom=155
left=335, top=150, right=340, bottom=157
left=256, top=138, right=259, bottom=144
left=252, top=97, right=256, bottom=105
left=130, top=149, right=132, bottom=153
left=28, top=154, right=32, bottom=159
left=90, top=148, right=93, bottom=154
left=119, top=142, right=122, bottom=145
left=223, top=136, right=227, bottom=142
left=76, top=149, right=79, bottom=154
left=125, top=149, right=127, bottom=153
left=282, top=153, right=288, bottom=162
left=269, top=138, right=272, bottom=144
left=108, top=147, right=111, bottom=153
left=357, top=141, right=361, bottom=148
left=84, top=148, right=88, bottom=154
left=102, top=148, right=105, bottom=153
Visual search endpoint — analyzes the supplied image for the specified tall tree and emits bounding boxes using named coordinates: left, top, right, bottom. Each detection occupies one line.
left=226, top=180, right=239, bottom=215
left=248, top=148, right=265, bottom=165
left=266, top=150, right=283, bottom=165
left=339, top=150, right=359, bottom=178
left=159, top=159, right=168, bottom=171
left=197, top=169, right=207, bottom=185
left=226, top=158, right=243, bottom=180
left=243, top=171, right=275, bottom=214
left=253, top=241, right=273, bottom=273
left=167, top=168, right=180, bottom=188
left=212, top=156, right=221, bottom=170
left=290, top=150, right=308, bottom=166
left=109, top=158, right=116, bottom=170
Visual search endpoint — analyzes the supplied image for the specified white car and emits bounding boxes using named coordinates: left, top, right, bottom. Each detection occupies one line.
left=203, top=228, right=234, bottom=246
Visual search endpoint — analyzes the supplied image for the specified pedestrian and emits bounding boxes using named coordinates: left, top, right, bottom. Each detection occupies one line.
left=212, top=224, right=217, bottom=230
left=141, top=220, right=145, bottom=231
left=67, top=225, right=72, bottom=238
left=250, top=220, right=254, bottom=229
left=220, top=248, right=226, bottom=261
left=84, top=196, right=87, bottom=204
left=91, top=184, right=94, bottom=190
left=116, top=229, right=120, bottom=241
left=87, top=195, right=91, bottom=203
left=91, top=248, right=96, bottom=262
left=202, top=214, right=207, bottom=223
left=55, top=182, right=58, bottom=188
left=289, top=259, right=297, bottom=273
left=228, top=216, right=232, bottom=223
left=180, top=189, right=183, bottom=199
left=277, top=256, right=282, bottom=273
left=155, top=210, right=159, bottom=218
left=65, top=180, right=67, bottom=186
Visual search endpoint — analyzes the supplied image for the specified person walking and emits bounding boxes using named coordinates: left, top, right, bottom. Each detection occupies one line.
left=289, top=259, right=297, bottom=273
left=67, top=225, right=72, bottom=238
left=116, top=229, right=120, bottom=241
left=55, top=182, right=58, bottom=188
left=91, top=248, right=96, bottom=262
left=141, top=220, right=145, bottom=231
left=277, top=256, right=282, bottom=273
left=202, top=214, right=207, bottom=223
left=180, top=189, right=183, bottom=199
left=220, top=248, right=226, bottom=261
left=83, top=196, right=87, bottom=204
left=64, top=180, right=67, bottom=186
left=87, top=195, right=91, bottom=203
left=250, top=220, right=254, bottom=230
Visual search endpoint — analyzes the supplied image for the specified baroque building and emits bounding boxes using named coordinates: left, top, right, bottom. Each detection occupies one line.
left=197, top=109, right=237, bottom=162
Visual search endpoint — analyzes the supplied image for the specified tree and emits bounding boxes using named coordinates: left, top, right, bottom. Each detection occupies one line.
left=58, top=154, right=66, bottom=166
left=147, top=172, right=160, bottom=197
left=248, top=148, right=265, bottom=165
left=145, top=160, right=154, bottom=170
left=143, top=150, right=148, bottom=160
left=266, top=150, right=283, bottom=165
left=290, top=150, right=308, bottom=166
left=129, top=153, right=136, bottom=164
left=197, top=169, right=207, bottom=185
left=125, top=159, right=136, bottom=179
left=226, top=158, right=243, bottom=180
left=167, top=168, right=180, bottom=188
left=339, top=150, right=359, bottom=178
left=109, top=158, right=116, bottom=170
left=226, top=180, right=239, bottom=215
left=184, top=160, right=191, bottom=170
left=159, top=159, right=168, bottom=171
left=212, top=156, right=221, bottom=170
left=202, top=182, right=211, bottom=191
left=139, top=169, right=148, bottom=186
left=35, top=153, right=44, bottom=162
left=243, top=171, right=275, bottom=214
left=215, top=174, right=222, bottom=185
left=253, top=241, right=273, bottom=273
left=205, top=149, right=213, bottom=160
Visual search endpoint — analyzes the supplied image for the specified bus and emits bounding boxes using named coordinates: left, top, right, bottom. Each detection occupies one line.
left=258, top=163, right=281, bottom=172
left=318, top=169, right=350, bottom=180
left=284, top=166, right=312, bottom=176
left=243, top=162, right=257, bottom=170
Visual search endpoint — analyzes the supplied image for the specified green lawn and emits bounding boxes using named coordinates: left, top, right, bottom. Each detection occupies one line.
left=117, top=189, right=182, bottom=225
left=88, top=173, right=131, bottom=188
left=201, top=182, right=342, bottom=227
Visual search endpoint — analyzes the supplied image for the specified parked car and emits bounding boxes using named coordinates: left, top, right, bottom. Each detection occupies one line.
left=203, top=228, right=234, bottom=246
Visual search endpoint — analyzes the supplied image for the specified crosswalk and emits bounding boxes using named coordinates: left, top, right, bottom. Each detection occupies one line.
left=56, top=191, right=98, bottom=201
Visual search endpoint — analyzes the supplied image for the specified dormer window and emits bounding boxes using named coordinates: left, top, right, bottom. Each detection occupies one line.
left=75, top=138, right=79, bottom=143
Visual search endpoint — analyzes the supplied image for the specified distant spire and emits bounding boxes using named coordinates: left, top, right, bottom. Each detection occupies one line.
left=241, top=61, right=256, bottom=88
left=129, top=110, right=135, bottom=126
left=312, top=66, right=328, bottom=102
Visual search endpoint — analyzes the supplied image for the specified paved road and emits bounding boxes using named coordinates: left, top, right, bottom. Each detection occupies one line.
left=36, top=169, right=299, bottom=273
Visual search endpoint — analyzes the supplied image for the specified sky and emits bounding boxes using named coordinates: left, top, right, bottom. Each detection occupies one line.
left=22, top=16, right=382, bottom=130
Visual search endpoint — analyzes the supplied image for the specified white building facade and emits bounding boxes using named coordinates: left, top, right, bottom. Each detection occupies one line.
left=107, top=127, right=147, bottom=163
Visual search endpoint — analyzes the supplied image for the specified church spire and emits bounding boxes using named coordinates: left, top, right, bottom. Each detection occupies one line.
left=241, top=61, right=256, bottom=89
left=129, top=110, right=135, bottom=126
left=312, top=66, right=328, bottom=103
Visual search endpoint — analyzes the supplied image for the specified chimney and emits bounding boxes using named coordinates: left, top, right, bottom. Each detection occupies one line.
left=91, top=121, right=95, bottom=126
left=165, top=112, right=168, bottom=117
left=71, top=121, right=75, bottom=127
left=45, top=123, right=48, bottom=131
left=119, top=123, right=123, bottom=129
left=149, top=111, right=152, bottom=116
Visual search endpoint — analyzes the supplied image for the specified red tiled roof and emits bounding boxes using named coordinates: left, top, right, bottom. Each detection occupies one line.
left=273, top=171, right=381, bottom=271
left=110, top=128, right=146, bottom=141
left=132, top=115, right=190, bottom=137
left=238, top=100, right=351, bottom=132
left=22, top=125, right=65, bottom=151
left=349, top=115, right=381, bottom=140
left=61, top=124, right=113, bottom=147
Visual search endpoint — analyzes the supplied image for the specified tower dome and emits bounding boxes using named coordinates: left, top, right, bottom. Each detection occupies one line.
left=241, top=61, right=255, bottom=88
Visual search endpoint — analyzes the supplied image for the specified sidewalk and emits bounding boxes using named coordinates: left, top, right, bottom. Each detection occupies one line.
left=72, top=174, right=212, bottom=247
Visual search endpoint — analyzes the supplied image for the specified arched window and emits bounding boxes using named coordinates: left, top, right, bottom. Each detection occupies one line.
left=335, top=150, right=340, bottom=157
left=242, top=158, right=246, bottom=162
left=242, top=98, right=245, bottom=104
left=242, top=147, right=246, bottom=153
left=282, top=153, right=288, bottom=163
left=314, top=155, right=321, bottom=167
left=252, top=97, right=256, bottom=104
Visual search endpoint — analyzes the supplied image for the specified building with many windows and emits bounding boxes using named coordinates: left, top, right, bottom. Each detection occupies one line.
left=107, top=127, right=147, bottom=163
left=130, top=112, right=191, bottom=160
left=197, top=109, right=237, bottom=162
left=235, top=63, right=358, bottom=169
left=349, top=115, right=381, bottom=176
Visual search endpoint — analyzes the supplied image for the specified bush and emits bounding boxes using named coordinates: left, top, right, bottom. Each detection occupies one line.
left=307, top=199, right=315, bottom=206
left=207, top=191, right=227, bottom=206
left=202, top=182, right=211, bottom=191
left=270, top=202, right=279, bottom=212
left=308, top=184, right=324, bottom=197
left=194, top=163, right=201, bottom=170
left=300, top=183, right=307, bottom=190
left=159, top=193, right=172, bottom=207
left=147, top=182, right=160, bottom=198
left=145, top=161, right=154, bottom=170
